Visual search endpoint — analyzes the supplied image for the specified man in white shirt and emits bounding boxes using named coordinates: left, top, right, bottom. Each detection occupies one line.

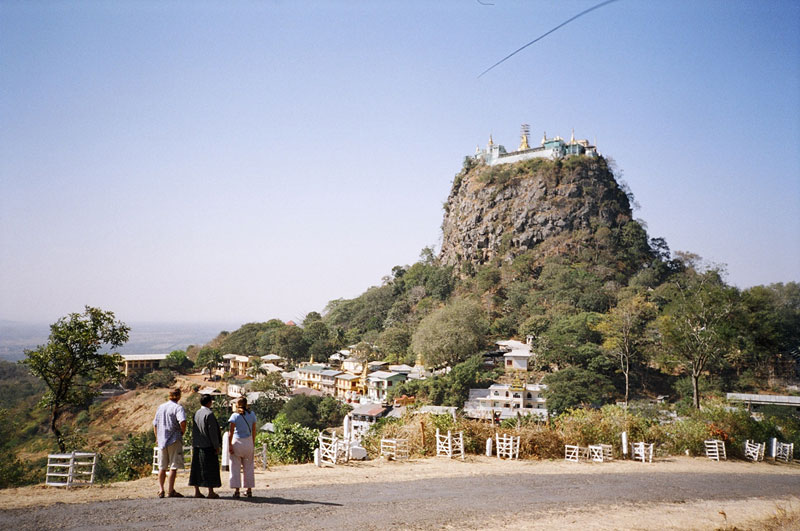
left=153, top=387, right=187, bottom=498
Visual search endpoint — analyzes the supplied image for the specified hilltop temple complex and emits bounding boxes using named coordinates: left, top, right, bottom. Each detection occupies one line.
left=474, top=125, right=598, bottom=166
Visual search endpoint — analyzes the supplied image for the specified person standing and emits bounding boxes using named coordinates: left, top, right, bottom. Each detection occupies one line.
left=153, top=388, right=187, bottom=498
left=189, top=393, right=222, bottom=498
left=227, top=396, right=257, bottom=498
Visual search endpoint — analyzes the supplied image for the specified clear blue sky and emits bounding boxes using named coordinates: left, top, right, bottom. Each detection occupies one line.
left=1, top=1, right=798, bottom=324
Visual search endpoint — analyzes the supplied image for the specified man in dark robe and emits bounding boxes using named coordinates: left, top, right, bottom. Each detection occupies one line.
left=189, top=393, right=222, bottom=498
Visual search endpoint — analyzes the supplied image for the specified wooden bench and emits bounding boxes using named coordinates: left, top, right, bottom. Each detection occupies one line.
left=495, top=433, right=520, bottom=460
left=704, top=439, right=726, bottom=461
left=46, top=452, right=97, bottom=487
left=631, top=442, right=654, bottom=463
left=380, top=438, right=409, bottom=461
left=589, top=444, right=613, bottom=462
left=744, top=440, right=765, bottom=462
left=436, top=429, right=464, bottom=460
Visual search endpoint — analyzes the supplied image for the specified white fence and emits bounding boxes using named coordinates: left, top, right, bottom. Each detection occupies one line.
left=744, top=440, right=765, bottom=462
left=46, top=452, right=97, bottom=487
left=380, top=438, right=409, bottom=460
left=495, top=433, right=520, bottom=460
left=704, top=439, right=726, bottom=461
left=436, top=429, right=464, bottom=460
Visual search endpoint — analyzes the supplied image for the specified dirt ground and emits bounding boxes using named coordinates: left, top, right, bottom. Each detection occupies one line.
left=2, top=456, right=798, bottom=529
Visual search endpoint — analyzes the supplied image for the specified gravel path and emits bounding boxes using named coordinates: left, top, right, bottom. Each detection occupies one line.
left=2, top=469, right=798, bottom=530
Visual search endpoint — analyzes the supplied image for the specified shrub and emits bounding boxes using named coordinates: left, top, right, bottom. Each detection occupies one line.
left=256, top=414, right=319, bottom=464
left=107, top=431, right=156, bottom=481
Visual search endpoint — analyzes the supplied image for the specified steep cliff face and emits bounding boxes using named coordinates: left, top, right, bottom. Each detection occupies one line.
left=439, top=156, right=633, bottom=268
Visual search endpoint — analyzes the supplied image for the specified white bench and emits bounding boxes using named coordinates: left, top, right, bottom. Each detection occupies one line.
left=380, top=438, right=409, bottom=461
left=776, top=442, right=794, bottom=463
left=151, top=446, right=192, bottom=474
left=704, top=439, right=726, bottom=461
left=631, top=442, right=654, bottom=463
left=436, top=429, right=464, bottom=460
left=589, top=444, right=613, bottom=462
left=495, top=433, right=520, bottom=460
left=46, top=452, right=97, bottom=487
left=744, top=440, right=765, bottom=462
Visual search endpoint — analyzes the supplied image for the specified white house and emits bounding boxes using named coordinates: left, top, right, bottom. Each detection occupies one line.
left=366, top=371, right=407, bottom=403
left=320, top=369, right=343, bottom=396
left=350, top=403, right=391, bottom=437
left=463, top=383, right=548, bottom=421
left=496, top=339, right=533, bottom=371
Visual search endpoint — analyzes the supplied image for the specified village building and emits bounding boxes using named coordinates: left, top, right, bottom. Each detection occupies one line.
left=260, top=354, right=284, bottom=365
left=222, top=354, right=250, bottom=377
left=496, top=339, right=533, bottom=371
left=342, top=357, right=363, bottom=374
left=366, top=371, right=407, bottom=404
left=350, top=403, right=391, bottom=437
left=463, top=382, right=548, bottom=421
left=335, top=373, right=361, bottom=402
left=119, top=353, right=167, bottom=377
left=295, top=364, right=326, bottom=391
left=281, top=369, right=300, bottom=390
left=320, top=369, right=343, bottom=396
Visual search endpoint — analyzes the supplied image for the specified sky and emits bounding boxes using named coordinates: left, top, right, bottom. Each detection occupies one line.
left=1, top=0, right=798, bottom=325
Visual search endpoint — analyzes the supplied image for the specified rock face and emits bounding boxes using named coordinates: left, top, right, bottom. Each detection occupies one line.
left=439, top=156, right=632, bottom=268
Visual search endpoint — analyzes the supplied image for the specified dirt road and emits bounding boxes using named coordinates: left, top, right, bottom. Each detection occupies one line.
left=1, top=457, right=797, bottom=530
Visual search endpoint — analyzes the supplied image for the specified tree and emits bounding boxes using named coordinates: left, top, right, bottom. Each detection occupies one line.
left=411, top=299, right=488, bottom=368
left=271, top=326, right=309, bottom=363
left=162, top=350, right=192, bottom=373
left=22, top=306, right=129, bottom=451
left=542, top=367, right=615, bottom=415
left=593, top=293, right=656, bottom=407
left=195, top=347, right=222, bottom=373
left=657, top=267, right=738, bottom=408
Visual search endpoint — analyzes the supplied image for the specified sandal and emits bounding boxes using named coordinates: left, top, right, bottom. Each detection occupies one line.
left=232, top=491, right=240, bottom=499
left=245, top=489, right=252, bottom=498
left=168, top=491, right=184, bottom=498
left=158, top=491, right=165, bottom=498
left=208, top=492, right=220, bottom=499
left=194, top=493, right=205, bottom=498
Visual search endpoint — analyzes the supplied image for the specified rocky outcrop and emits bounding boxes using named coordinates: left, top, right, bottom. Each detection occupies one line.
left=439, top=156, right=632, bottom=268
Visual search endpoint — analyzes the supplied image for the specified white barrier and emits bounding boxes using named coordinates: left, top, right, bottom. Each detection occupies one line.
left=631, top=442, right=654, bottom=463
left=776, top=442, right=794, bottom=463
left=46, top=452, right=97, bottom=487
left=744, top=440, right=765, bottom=462
left=589, top=444, right=613, bottom=463
left=380, top=438, right=409, bottom=460
left=495, top=433, right=520, bottom=460
left=435, top=429, right=464, bottom=460
left=704, top=439, right=726, bottom=461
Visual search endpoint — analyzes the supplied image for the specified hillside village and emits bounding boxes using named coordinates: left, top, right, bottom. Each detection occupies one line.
left=119, top=331, right=549, bottom=433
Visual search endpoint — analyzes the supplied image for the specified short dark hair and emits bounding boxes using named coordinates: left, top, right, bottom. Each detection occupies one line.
left=200, top=394, right=213, bottom=407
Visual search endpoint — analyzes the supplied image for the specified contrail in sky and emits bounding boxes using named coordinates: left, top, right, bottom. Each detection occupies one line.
left=478, top=0, right=621, bottom=78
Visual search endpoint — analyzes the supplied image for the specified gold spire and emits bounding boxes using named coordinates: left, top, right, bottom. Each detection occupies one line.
left=488, top=134, right=494, bottom=147
left=519, top=134, right=529, bottom=150
left=541, top=131, right=547, bottom=146
left=309, top=353, right=314, bottom=364
left=570, top=128, right=575, bottom=144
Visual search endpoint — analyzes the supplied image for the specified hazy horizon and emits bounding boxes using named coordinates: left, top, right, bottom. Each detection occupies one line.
left=2, top=1, right=798, bottom=324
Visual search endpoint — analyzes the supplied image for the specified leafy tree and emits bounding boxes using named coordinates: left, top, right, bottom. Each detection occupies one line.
left=542, top=367, right=615, bottom=415
left=657, top=267, right=738, bottom=408
left=280, top=395, right=321, bottom=429
left=593, top=293, right=656, bottom=407
left=411, top=299, right=488, bottom=368
left=195, top=347, right=222, bottom=372
left=250, top=372, right=289, bottom=396
left=161, top=350, right=192, bottom=373
left=271, top=325, right=309, bottom=363
left=317, top=396, right=352, bottom=427
left=22, top=306, right=129, bottom=452
left=377, top=326, right=412, bottom=363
